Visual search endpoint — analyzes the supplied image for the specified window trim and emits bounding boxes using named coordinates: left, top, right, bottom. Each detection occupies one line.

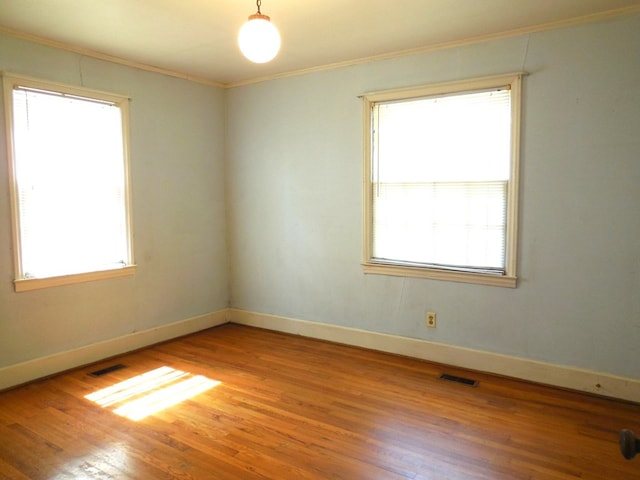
left=361, top=73, right=524, bottom=288
left=2, top=73, right=136, bottom=292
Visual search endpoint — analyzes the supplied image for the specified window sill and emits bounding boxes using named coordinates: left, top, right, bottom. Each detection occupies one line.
left=362, top=262, right=517, bottom=288
left=14, top=265, right=137, bottom=292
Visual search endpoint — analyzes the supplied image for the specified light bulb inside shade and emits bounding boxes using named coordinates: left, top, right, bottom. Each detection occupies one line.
left=238, top=15, right=281, bottom=63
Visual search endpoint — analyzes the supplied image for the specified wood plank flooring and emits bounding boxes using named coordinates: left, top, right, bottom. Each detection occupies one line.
left=0, top=323, right=638, bottom=479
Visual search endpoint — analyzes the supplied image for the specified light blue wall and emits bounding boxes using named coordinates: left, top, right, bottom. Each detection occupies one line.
left=1, top=14, right=639, bottom=382
left=226, top=14, right=640, bottom=379
left=0, top=34, right=229, bottom=367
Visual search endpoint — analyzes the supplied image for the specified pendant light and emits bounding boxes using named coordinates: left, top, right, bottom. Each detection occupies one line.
left=238, top=0, right=281, bottom=64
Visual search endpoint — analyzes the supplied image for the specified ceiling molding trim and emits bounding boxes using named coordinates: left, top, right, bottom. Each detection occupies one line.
left=228, top=5, right=640, bottom=88
left=0, top=26, right=226, bottom=88
left=1, top=5, right=639, bottom=89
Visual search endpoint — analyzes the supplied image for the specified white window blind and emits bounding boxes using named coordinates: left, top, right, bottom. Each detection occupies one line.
left=11, top=85, right=131, bottom=279
left=371, top=88, right=511, bottom=273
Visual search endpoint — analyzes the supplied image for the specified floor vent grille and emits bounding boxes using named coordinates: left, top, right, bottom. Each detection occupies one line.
left=439, top=373, right=479, bottom=387
left=89, top=364, right=126, bottom=377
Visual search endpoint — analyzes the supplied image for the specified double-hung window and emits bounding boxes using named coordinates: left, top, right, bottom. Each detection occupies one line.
left=362, top=73, right=522, bottom=287
left=3, top=74, right=135, bottom=292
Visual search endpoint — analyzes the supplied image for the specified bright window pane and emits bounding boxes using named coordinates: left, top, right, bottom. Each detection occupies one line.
left=370, top=87, right=512, bottom=274
left=10, top=83, right=131, bottom=280
left=372, top=181, right=507, bottom=270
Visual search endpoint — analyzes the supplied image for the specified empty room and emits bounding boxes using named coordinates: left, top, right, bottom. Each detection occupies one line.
left=0, top=1, right=639, bottom=478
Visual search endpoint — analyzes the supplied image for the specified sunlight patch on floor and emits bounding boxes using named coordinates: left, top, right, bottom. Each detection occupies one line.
left=84, top=366, right=220, bottom=421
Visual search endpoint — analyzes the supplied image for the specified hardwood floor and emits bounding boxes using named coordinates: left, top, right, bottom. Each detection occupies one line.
left=0, top=324, right=638, bottom=479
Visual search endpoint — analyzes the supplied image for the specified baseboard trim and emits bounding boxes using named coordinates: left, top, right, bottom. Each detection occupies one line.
left=0, top=309, right=229, bottom=391
left=230, top=309, right=640, bottom=403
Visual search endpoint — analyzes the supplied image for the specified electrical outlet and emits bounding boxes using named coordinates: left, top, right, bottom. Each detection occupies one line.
left=426, top=312, right=437, bottom=328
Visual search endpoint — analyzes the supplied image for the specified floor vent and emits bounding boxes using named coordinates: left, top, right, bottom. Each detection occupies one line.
left=89, top=364, right=126, bottom=377
left=439, top=373, right=478, bottom=387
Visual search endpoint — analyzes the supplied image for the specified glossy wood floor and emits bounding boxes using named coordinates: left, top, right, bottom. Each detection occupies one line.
left=0, top=324, right=638, bottom=479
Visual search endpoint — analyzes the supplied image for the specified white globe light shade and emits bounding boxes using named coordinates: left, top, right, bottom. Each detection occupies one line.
left=238, top=15, right=281, bottom=63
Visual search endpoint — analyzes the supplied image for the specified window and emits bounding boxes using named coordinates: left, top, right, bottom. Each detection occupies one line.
left=362, top=73, right=522, bottom=287
left=3, top=74, right=135, bottom=292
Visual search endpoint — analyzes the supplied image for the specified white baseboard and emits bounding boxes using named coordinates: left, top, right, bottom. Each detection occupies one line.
left=0, top=309, right=229, bottom=391
left=5, top=307, right=638, bottom=403
left=230, top=308, right=640, bottom=403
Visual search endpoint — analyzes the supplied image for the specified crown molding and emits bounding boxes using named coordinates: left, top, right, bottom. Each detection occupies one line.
left=0, top=26, right=226, bottom=88
left=228, top=5, right=640, bottom=87
left=2, top=5, right=639, bottom=89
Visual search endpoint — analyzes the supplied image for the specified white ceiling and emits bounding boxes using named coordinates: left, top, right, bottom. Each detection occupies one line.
left=1, top=0, right=640, bottom=86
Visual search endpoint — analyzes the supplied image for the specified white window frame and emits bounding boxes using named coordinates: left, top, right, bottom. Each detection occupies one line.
left=362, top=73, right=523, bottom=288
left=3, top=73, right=136, bottom=292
